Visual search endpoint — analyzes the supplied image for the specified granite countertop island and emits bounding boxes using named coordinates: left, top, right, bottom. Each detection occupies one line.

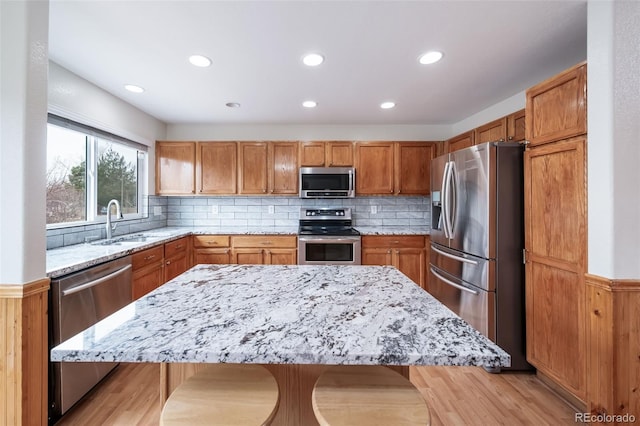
left=51, top=264, right=508, bottom=368
left=51, top=263, right=507, bottom=425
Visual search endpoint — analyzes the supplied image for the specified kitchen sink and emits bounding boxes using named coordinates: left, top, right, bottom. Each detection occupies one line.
left=91, top=234, right=150, bottom=246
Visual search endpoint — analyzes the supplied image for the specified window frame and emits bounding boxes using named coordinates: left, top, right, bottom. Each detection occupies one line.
left=46, top=114, right=148, bottom=229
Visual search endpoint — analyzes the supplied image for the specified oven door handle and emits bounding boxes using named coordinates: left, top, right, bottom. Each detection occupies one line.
left=298, top=237, right=360, bottom=243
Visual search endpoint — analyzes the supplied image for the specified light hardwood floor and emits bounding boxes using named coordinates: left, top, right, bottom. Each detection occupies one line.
left=56, top=363, right=578, bottom=426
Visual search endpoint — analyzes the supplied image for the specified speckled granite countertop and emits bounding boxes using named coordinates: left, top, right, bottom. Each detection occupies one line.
left=51, top=264, right=509, bottom=368
left=46, top=226, right=429, bottom=278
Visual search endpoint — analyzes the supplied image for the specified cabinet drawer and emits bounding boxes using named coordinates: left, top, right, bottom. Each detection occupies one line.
left=132, top=245, right=164, bottom=270
left=193, top=235, right=230, bottom=248
left=231, top=235, right=297, bottom=248
left=165, top=237, right=189, bottom=257
left=362, top=235, right=425, bottom=249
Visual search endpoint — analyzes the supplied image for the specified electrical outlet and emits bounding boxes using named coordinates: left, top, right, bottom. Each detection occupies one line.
left=371, top=205, right=377, bottom=214
left=268, top=205, right=275, bottom=214
left=210, top=205, right=219, bottom=214
left=153, top=206, right=162, bottom=216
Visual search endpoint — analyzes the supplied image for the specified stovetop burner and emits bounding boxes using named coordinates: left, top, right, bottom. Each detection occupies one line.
left=298, top=207, right=360, bottom=236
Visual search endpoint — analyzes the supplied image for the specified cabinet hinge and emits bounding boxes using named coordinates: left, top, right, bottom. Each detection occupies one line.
left=520, top=140, right=530, bottom=146
left=522, top=249, right=527, bottom=264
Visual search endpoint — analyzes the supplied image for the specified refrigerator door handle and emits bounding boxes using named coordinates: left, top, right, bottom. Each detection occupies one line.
left=441, top=161, right=452, bottom=239
left=430, top=267, right=479, bottom=295
left=431, top=245, right=479, bottom=265
left=449, top=161, right=458, bottom=235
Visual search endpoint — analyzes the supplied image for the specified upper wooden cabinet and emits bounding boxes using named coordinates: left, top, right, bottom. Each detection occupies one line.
left=238, top=142, right=298, bottom=195
left=238, top=142, right=269, bottom=194
left=197, top=142, right=237, bottom=194
left=355, top=141, right=436, bottom=196
left=355, top=142, right=395, bottom=195
left=445, top=131, right=475, bottom=154
left=156, top=141, right=196, bottom=195
left=526, top=62, right=587, bottom=146
left=269, top=142, right=299, bottom=194
left=475, top=117, right=507, bottom=144
left=395, top=142, right=437, bottom=195
left=300, top=141, right=354, bottom=167
left=507, top=109, right=526, bottom=142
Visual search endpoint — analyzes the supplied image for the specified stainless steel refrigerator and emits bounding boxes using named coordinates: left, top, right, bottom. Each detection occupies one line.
left=429, top=141, right=531, bottom=370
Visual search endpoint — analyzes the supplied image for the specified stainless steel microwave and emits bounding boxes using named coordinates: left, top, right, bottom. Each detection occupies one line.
left=299, top=167, right=355, bottom=198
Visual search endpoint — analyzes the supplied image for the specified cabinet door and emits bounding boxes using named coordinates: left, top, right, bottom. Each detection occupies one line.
left=156, top=142, right=196, bottom=195
left=507, top=109, right=526, bottom=142
left=194, top=248, right=231, bottom=264
left=395, top=142, right=437, bottom=195
left=233, top=248, right=265, bottom=264
left=197, top=142, right=237, bottom=194
left=475, top=117, right=507, bottom=144
left=526, top=63, right=587, bottom=146
left=133, top=264, right=164, bottom=300
left=326, top=142, right=354, bottom=166
left=445, top=131, right=475, bottom=154
left=395, top=248, right=425, bottom=289
left=164, top=253, right=189, bottom=282
left=524, top=137, right=587, bottom=401
left=299, top=142, right=326, bottom=166
left=265, top=248, right=297, bottom=265
left=361, top=248, right=393, bottom=266
left=269, top=142, right=298, bottom=194
left=355, top=142, right=394, bottom=195
left=238, top=142, right=268, bottom=194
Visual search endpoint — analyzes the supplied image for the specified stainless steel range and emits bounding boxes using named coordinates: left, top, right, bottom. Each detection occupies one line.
left=297, top=207, right=361, bottom=265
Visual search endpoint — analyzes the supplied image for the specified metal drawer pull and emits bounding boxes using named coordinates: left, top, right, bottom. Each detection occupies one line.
left=144, top=255, right=156, bottom=261
left=430, top=267, right=478, bottom=295
left=431, top=246, right=478, bottom=265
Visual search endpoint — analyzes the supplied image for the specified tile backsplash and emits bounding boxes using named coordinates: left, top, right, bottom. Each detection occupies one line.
left=166, top=196, right=430, bottom=228
left=47, top=195, right=430, bottom=249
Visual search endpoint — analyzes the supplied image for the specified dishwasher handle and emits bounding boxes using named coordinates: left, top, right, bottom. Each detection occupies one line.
left=62, top=264, right=132, bottom=296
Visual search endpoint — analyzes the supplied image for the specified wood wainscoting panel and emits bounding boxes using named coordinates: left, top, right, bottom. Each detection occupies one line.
left=0, top=278, right=50, bottom=426
left=586, top=274, right=640, bottom=423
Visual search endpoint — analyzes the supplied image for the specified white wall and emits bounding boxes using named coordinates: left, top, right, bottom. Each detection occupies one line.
left=166, top=123, right=451, bottom=141
left=587, top=0, right=640, bottom=279
left=48, top=62, right=167, bottom=193
left=450, top=91, right=526, bottom=137
left=0, top=1, right=49, bottom=283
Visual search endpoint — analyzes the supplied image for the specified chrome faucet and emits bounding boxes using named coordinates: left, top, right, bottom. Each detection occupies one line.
left=105, top=199, right=122, bottom=240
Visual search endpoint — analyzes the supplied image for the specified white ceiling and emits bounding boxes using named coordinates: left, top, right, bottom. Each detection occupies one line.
left=48, top=0, right=587, bottom=126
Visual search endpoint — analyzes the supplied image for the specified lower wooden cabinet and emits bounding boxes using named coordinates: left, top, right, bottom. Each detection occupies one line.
left=362, top=235, right=427, bottom=290
left=193, top=235, right=297, bottom=265
left=132, top=237, right=192, bottom=300
left=193, top=235, right=231, bottom=264
left=132, top=245, right=164, bottom=300
left=164, top=237, right=191, bottom=282
left=231, top=236, right=297, bottom=265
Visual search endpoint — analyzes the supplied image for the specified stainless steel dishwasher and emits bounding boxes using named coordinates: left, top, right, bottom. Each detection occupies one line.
left=49, top=256, right=132, bottom=423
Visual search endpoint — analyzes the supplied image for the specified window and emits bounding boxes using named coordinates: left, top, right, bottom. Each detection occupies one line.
left=46, top=115, right=148, bottom=227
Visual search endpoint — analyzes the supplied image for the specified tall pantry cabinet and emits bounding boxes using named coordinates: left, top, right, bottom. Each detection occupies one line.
left=524, top=62, right=588, bottom=404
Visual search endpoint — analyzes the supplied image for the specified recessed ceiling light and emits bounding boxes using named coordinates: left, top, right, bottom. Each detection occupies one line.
left=189, top=55, right=212, bottom=67
left=418, top=51, right=443, bottom=65
left=302, top=53, right=324, bottom=66
left=380, top=101, right=396, bottom=109
left=302, top=101, right=317, bottom=108
left=124, top=84, right=144, bottom=93
left=225, top=102, right=241, bottom=108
